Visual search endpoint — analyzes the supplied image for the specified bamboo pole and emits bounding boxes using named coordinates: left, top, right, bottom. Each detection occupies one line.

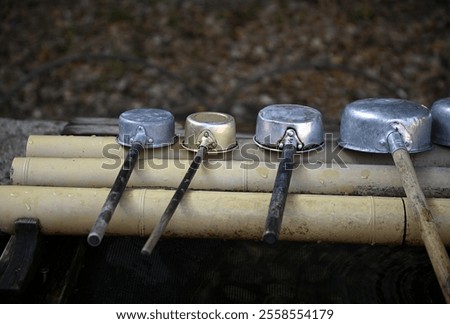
left=25, top=135, right=450, bottom=167
left=1, top=186, right=450, bottom=246
left=10, top=157, right=450, bottom=197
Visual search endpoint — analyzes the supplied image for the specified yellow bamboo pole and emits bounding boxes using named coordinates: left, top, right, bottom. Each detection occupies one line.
left=1, top=186, right=450, bottom=246
left=10, top=157, right=450, bottom=197
left=25, top=135, right=450, bottom=167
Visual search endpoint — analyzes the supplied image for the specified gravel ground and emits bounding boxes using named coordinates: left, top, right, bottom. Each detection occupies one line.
left=1, top=0, right=450, bottom=128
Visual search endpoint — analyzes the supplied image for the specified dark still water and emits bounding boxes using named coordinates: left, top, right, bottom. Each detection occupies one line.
left=71, top=237, right=444, bottom=303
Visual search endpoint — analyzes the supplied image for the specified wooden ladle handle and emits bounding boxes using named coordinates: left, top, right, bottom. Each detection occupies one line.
left=392, top=148, right=450, bottom=303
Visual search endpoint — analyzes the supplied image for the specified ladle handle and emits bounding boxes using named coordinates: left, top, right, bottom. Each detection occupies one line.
left=141, top=146, right=206, bottom=255
left=392, top=148, right=450, bottom=303
left=263, top=143, right=296, bottom=244
left=87, top=143, right=142, bottom=247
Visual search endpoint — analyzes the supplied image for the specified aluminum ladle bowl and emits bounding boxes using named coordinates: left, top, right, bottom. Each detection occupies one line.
left=338, top=98, right=431, bottom=154
left=431, top=98, right=450, bottom=147
left=117, top=108, right=176, bottom=148
left=254, top=104, right=324, bottom=152
left=182, top=112, right=237, bottom=153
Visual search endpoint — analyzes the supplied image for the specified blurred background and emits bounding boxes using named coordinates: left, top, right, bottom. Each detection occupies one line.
left=1, top=0, right=449, bottom=129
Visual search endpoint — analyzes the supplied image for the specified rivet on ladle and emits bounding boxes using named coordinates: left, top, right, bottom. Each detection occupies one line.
left=338, top=98, right=450, bottom=303
left=254, top=104, right=324, bottom=244
left=141, top=112, right=237, bottom=255
left=87, top=108, right=175, bottom=247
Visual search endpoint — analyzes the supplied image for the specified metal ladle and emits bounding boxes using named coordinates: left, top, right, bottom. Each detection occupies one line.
left=87, top=108, right=175, bottom=247
left=141, top=112, right=237, bottom=255
left=254, top=104, right=324, bottom=244
left=338, top=98, right=450, bottom=303
left=431, top=98, right=450, bottom=147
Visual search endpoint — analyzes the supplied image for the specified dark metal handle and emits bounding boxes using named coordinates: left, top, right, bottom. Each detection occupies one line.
left=87, top=143, right=142, bottom=247
left=141, top=146, right=206, bottom=255
left=263, top=143, right=296, bottom=244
